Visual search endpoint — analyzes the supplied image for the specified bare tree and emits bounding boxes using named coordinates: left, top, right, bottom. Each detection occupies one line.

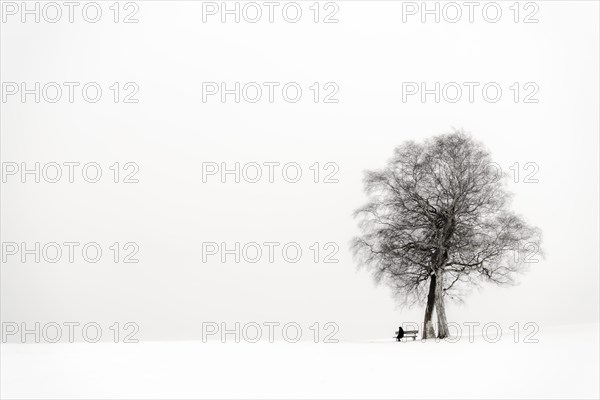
left=352, top=130, right=542, bottom=339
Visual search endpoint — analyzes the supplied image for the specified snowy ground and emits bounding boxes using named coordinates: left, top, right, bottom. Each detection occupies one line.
left=2, top=324, right=598, bottom=399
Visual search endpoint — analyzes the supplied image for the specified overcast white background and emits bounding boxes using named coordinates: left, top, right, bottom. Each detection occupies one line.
left=1, top=1, right=598, bottom=345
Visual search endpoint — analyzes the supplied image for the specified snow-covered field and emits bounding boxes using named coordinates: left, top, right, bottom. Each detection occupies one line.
left=2, top=324, right=598, bottom=399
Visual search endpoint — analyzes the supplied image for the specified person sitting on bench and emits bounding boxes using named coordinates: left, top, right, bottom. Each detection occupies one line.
left=395, top=326, right=404, bottom=341
left=394, top=326, right=418, bottom=341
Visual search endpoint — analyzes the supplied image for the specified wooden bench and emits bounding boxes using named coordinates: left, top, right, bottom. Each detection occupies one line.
left=394, top=330, right=419, bottom=342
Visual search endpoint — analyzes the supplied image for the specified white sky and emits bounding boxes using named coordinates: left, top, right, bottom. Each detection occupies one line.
left=1, top=1, right=598, bottom=341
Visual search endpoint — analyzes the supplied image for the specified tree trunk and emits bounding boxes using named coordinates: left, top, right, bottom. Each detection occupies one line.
left=422, top=274, right=437, bottom=339
left=434, top=271, right=449, bottom=339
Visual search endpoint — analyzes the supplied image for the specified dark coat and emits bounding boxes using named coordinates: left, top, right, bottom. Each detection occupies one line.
left=396, top=327, right=404, bottom=339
